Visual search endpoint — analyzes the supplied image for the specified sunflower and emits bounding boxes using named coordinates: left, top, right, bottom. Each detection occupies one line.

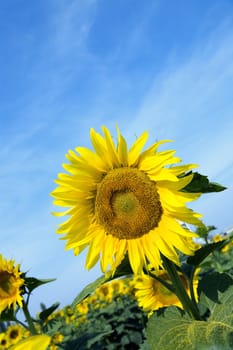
left=133, top=269, right=199, bottom=312
left=9, top=335, right=51, bottom=350
left=6, top=324, right=25, bottom=346
left=0, top=333, right=8, bottom=350
left=52, top=126, right=202, bottom=274
left=0, top=255, right=25, bottom=314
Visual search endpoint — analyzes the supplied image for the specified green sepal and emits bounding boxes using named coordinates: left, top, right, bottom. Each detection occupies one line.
left=39, top=302, right=60, bottom=322
left=187, top=240, right=229, bottom=266
left=24, top=276, right=56, bottom=293
left=181, top=172, right=227, bottom=193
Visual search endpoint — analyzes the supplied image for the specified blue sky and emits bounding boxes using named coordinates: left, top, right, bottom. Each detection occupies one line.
left=1, top=0, right=233, bottom=315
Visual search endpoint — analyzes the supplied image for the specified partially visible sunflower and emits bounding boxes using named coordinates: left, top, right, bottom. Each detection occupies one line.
left=6, top=324, right=26, bottom=346
left=133, top=269, right=199, bottom=312
left=49, top=333, right=64, bottom=350
left=0, top=333, right=8, bottom=350
left=0, top=255, right=25, bottom=314
left=212, top=233, right=233, bottom=253
left=9, top=335, right=51, bottom=350
left=52, top=126, right=202, bottom=274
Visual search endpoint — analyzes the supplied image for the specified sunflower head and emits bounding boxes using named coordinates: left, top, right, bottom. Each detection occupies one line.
left=95, top=167, right=163, bottom=240
left=133, top=269, right=199, bottom=313
left=0, top=254, right=25, bottom=314
left=6, top=325, right=26, bottom=346
left=0, top=333, right=8, bottom=349
left=52, top=126, right=203, bottom=274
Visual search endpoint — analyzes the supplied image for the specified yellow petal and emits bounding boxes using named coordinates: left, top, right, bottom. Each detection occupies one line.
left=116, top=126, right=128, bottom=166
left=102, top=126, right=121, bottom=167
left=10, top=335, right=51, bottom=350
left=128, top=131, right=148, bottom=166
left=128, top=240, right=145, bottom=274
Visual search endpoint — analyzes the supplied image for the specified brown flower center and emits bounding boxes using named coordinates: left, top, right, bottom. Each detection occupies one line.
left=0, top=272, right=14, bottom=297
left=95, top=167, right=163, bottom=239
left=9, top=329, right=19, bottom=339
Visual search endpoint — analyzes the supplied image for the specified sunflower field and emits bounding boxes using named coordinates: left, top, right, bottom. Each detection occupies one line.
left=1, top=126, right=233, bottom=350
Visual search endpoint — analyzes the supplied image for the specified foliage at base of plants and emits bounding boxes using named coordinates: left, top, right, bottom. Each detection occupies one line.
left=142, top=228, right=233, bottom=350
left=53, top=295, right=146, bottom=350
left=0, top=279, right=147, bottom=350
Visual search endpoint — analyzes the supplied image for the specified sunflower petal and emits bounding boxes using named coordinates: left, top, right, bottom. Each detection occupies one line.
left=128, top=131, right=148, bottom=166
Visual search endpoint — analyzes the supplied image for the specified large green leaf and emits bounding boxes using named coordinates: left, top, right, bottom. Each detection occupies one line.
left=71, top=255, right=133, bottom=308
left=71, top=275, right=109, bottom=307
left=24, top=276, right=56, bottom=293
left=145, top=286, right=233, bottom=350
left=187, top=241, right=229, bottom=266
left=181, top=172, right=226, bottom=193
left=198, top=272, right=233, bottom=303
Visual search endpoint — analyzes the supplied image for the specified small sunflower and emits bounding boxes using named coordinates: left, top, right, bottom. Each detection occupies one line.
left=212, top=233, right=232, bottom=253
left=52, top=126, right=202, bottom=274
left=133, top=269, right=199, bottom=312
left=0, top=255, right=25, bottom=314
left=76, top=299, right=89, bottom=315
left=49, top=333, right=64, bottom=350
left=6, top=324, right=25, bottom=346
left=0, top=333, right=8, bottom=350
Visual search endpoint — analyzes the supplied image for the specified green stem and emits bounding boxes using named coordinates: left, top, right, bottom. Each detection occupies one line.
left=147, top=270, right=176, bottom=294
left=13, top=316, right=29, bottom=330
left=162, top=255, right=202, bottom=320
left=22, top=301, right=37, bottom=335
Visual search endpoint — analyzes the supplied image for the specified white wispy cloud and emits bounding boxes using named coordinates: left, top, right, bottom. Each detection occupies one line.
left=49, top=0, right=97, bottom=56
left=124, top=20, right=233, bottom=171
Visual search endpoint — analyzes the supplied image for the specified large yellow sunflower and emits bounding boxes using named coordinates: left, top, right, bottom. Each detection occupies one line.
left=0, top=254, right=24, bottom=314
left=51, top=126, right=202, bottom=274
left=133, top=269, right=199, bottom=312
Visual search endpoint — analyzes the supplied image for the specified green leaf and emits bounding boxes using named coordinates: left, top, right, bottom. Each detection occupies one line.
left=71, top=255, right=133, bottom=308
left=24, top=277, right=56, bottom=293
left=187, top=241, right=229, bottom=266
left=195, top=225, right=217, bottom=238
left=199, top=272, right=233, bottom=303
left=139, top=339, right=152, bottom=350
left=71, top=275, right=109, bottom=307
left=146, top=286, right=233, bottom=350
left=39, top=302, right=60, bottom=321
left=0, top=306, right=16, bottom=322
left=182, top=172, right=226, bottom=193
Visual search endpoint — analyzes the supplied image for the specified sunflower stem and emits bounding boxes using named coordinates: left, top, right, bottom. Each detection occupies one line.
left=162, top=255, right=202, bottom=321
left=13, top=316, right=29, bottom=330
left=147, top=270, right=176, bottom=293
left=22, top=300, right=37, bottom=335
